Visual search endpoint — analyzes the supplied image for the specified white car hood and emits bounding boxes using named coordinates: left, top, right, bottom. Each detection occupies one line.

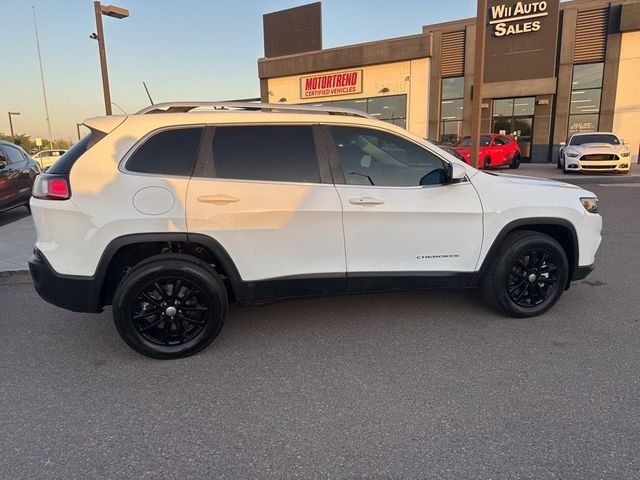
left=492, top=172, right=580, bottom=189
left=567, top=142, right=626, bottom=155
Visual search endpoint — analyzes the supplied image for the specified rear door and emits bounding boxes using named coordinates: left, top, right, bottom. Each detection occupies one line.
left=0, top=146, right=18, bottom=209
left=1, top=145, right=31, bottom=208
left=186, top=124, right=346, bottom=298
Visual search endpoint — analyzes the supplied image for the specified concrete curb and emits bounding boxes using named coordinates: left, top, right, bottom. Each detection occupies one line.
left=0, top=270, right=32, bottom=285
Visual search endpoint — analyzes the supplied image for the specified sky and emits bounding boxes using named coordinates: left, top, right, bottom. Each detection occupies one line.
left=1, top=0, right=478, bottom=141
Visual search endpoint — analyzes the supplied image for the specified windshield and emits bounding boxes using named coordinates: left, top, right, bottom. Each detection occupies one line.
left=456, top=136, right=491, bottom=147
left=570, top=134, right=619, bottom=146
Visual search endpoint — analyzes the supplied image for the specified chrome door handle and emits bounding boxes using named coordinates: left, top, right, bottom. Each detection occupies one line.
left=349, top=197, right=385, bottom=205
left=197, top=194, right=240, bottom=205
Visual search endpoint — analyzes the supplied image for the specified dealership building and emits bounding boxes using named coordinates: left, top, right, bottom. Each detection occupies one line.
left=258, top=0, right=640, bottom=163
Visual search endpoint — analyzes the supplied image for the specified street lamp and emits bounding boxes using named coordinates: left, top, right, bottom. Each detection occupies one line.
left=8, top=112, right=21, bottom=143
left=91, top=2, right=129, bottom=116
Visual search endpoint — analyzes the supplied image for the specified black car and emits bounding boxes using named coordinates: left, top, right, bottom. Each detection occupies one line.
left=0, top=140, right=40, bottom=213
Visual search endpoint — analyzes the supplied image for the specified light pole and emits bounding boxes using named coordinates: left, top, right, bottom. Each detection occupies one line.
left=469, top=0, right=488, bottom=169
left=76, top=123, right=83, bottom=141
left=91, top=2, right=129, bottom=116
left=8, top=112, right=21, bottom=143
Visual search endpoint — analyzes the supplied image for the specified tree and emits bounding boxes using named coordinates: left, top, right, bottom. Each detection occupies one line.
left=0, top=133, right=72, bottom=151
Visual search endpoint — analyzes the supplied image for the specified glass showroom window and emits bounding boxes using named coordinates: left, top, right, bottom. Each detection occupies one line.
left=440, top=77, right=464, bottom=144
left=309, top=95, right=407, bottom=128
left=568, top=63, right=604, bottom=136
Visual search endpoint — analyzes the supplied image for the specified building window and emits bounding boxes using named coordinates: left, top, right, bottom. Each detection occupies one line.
left=309, top=95, right=407, bottom=128
left=568, top=62, right=604, bottom=136
left=492, top=97, right=535, bottom=159
left=440, top=76, right=464, bottom=144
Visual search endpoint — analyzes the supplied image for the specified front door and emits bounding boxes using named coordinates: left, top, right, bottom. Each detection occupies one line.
left=186, top=124, right=346, bottom=298
left=323, top=125, right=483, bottom=290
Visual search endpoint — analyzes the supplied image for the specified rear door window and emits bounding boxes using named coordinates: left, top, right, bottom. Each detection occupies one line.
left=4, top=145, right=26, bottom=164
left=126, top=127, right=204, bottom=176
left=210, top=125, right=320, bottom=183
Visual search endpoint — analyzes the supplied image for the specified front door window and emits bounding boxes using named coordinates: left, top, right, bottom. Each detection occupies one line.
left=329, top=126, right=449, bottom=187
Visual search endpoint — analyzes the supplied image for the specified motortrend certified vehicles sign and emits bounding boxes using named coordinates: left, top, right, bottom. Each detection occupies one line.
left=489, top=1, right=549, bottom=36
left=300, top=70, right=363, bottom=99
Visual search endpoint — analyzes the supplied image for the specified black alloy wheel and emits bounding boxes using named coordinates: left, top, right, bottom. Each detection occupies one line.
left=480, top=230, right=569, bottom=317
left=509, top=154, right=521, bottom=169
left=506, top=249, right=559, bottom=308
left=484, top=157, right=491, bottom=170
left=133, top=277, right=209, bottom=346
left=113, top=254, right=227, bottom=359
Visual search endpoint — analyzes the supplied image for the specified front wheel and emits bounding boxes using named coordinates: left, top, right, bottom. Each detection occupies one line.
left=483, top=157, right=491, bottom=170
left=481, top=231, right=569, bottom=317
left=112, top=254, right=228, bottom=359
left=509, top=154, right=521, bottom=169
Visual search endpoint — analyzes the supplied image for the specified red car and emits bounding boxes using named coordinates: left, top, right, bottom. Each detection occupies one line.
left=452, top=134, right=521, bottom=169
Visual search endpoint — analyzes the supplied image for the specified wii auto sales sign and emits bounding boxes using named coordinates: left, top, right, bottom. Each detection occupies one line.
left=300, top=70, right=363, bottom=99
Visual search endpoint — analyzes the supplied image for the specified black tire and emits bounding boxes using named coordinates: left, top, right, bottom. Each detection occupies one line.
left=480, top=230, right=569, bottom=318
left=112, top=253, right=228, bottom=359
left=483, top=156, right=491, bottom=170
left=561, top=155, right=570, bottom=174
left=509, top=154, right=521, bottom=169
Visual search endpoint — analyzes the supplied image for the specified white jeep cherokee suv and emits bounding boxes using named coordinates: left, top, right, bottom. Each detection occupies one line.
left=558, top=132, right=631, bottom=174
left=29, top=102, right=602, bottom=359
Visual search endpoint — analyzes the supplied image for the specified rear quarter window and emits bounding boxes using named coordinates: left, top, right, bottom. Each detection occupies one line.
left=126, top=127, right=203, bottom=176
left=48, top=131, right=106, bottom=174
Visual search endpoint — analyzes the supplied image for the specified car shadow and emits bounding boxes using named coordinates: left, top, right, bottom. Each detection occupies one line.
left=0, top=206, right=30, bottom=228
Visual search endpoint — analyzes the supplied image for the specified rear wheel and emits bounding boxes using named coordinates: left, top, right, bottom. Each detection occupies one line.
left=112, top=254, right=228, bottom=359
left=481, top=231, right=569, bottom=317
left=509, top=154, right=521, bottom=169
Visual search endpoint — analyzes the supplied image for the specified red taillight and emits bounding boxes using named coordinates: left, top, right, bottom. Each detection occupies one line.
left=48, top=178, right=69, bottom=198
left=32, top=175, right=71, bottom=200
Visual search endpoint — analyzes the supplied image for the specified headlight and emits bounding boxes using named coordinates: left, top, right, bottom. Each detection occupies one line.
left=580, top=197, right=599, bottom=213
left=620, top=151, right=630, bottom=157
left=566, top=151, right=580, bottom=157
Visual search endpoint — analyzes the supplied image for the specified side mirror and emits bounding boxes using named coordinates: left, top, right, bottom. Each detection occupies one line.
left=0, top=160, right=7, bottom=170
left=559, top=142, right=566, bottom=147
left=450, top=163, right=466, bottom=183
left=619, top=138, right=625, bottom=145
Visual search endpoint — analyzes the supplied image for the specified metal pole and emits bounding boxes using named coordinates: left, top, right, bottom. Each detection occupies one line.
left=470, top=0, right=488, bottom=169
left=143, top=81, right=154, bottom=105
left=76, top=123, right=82, bottom=141
left=8, top=113, right=15, bottom=143
left=94, top=1, right=112, bottom=115
left=32, top=6, right=54, bottom=149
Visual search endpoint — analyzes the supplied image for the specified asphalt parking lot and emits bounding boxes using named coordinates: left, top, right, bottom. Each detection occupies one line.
left=1, top=181, right=639, bottom=479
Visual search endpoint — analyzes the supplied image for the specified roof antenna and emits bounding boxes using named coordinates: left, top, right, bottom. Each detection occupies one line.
left=143, top=81, right=154, bottom=105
